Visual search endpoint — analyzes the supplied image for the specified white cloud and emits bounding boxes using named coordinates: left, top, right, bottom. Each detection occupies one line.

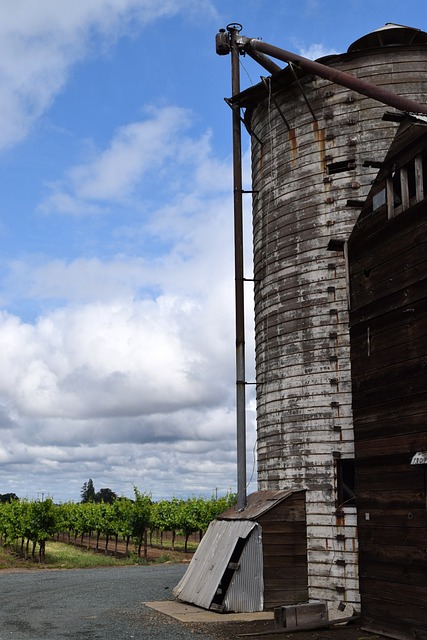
left=0, top=296, right=225, bottom=420
left=39, top=107, right=192, bottom=213
left=70, top=107, right=192, bottom=201
left=39, top=106, right=233, bottom=215
left=298, top=43, right=339, bottom=60
left=0, top=272, right=256, bottom=501
left=0, top=0, right=216, bottom=151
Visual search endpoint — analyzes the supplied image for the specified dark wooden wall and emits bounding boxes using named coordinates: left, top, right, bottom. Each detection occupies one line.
left=349, top=193, right=427, bottom=640
left=259, top=491, right=308, bottom=609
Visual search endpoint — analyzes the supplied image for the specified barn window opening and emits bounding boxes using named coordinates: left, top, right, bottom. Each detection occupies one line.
left=336, top=458, right=356, bottom=507
left=372, top=188, right=386, bottom=211
left=391, top=169, right=402, bottom=207
left=407, top=159, right=416, bottom=200
left=386, top=151, right=427, bottom=218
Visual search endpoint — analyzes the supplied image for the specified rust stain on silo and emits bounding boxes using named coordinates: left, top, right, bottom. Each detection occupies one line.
left=312, top=121, right=327, bottom=172
left=288, top=128, right=298, bottom=161
left=336, top=511, right=345, bottom=527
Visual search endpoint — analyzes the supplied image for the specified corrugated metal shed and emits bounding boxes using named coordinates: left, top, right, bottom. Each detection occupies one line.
left=173, top=519, right=263, bottom=612
left=223, top=524, right=264, bottom=612
left=173, top=490, right=307, bottom=612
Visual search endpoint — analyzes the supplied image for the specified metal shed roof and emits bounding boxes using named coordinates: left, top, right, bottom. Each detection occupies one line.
left=218, top=489, right=296, bottom=521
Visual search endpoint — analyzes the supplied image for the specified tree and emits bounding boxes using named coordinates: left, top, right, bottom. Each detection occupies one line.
left=0, top=493, right=19, bottom=503
left=94, top=488, right=117, bottom=504
left=80, top=479, right=95, bottom=503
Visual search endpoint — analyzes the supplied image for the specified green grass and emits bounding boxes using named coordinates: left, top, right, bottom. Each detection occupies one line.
left=0, top=542, right=185, bottom=571
left=43, top=542, right=140, bottom=568
left=0, top=545, right=25, bottom=570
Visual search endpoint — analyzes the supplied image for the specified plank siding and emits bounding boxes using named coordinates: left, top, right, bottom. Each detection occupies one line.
left=257, top=492, right=308, bottom=609
left=349, top=121, right=427, bottom=639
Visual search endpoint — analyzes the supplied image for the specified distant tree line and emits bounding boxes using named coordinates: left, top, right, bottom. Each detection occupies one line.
left=0, top=486, right=236, bottom=563
left=0, top=493, right=19, bottom=503
left=80, top=479, right=117, bottom=504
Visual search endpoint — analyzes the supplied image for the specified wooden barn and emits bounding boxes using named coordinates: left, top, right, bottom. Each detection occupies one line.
left=349, top=116, right=427, bottom=640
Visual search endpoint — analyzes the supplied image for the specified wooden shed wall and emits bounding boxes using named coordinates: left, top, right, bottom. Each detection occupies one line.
left=258, top=491, right=308, bottom=609
left=349, top=195, right=427, bottom=640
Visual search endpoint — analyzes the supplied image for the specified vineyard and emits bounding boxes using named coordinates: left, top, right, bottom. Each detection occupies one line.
left=0, top=488, right=236, bottom=563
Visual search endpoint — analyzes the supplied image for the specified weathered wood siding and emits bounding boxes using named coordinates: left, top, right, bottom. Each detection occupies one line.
left=349, top=186, right=427, bottom=639
left=247, top=44, right=427, bottom=608
left=258, top=491, right=308, bottom=609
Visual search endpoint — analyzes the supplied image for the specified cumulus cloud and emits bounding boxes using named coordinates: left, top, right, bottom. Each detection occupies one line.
left=38, top=106, right=233, bottom=219
left=0, top=256, right=242, bottom=419
left=0, top=263, right=255, bottom=500
left=40, top=107, right=194, bottom=213
left=0, top=0, right=216, bottom=151
left=297, top=43, right=339, bottom=60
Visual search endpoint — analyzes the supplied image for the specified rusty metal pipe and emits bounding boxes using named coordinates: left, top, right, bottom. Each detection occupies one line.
left=243, top=38, right=427, bottom=115
left=244, top=48, right=282, bottom=75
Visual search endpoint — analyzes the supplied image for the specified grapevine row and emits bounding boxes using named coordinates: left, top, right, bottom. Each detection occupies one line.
left=0, top=488, right=236, bottom=562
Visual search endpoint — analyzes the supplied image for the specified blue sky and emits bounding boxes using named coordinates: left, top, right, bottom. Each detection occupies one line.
left=0, top=0, right=425, bottom=503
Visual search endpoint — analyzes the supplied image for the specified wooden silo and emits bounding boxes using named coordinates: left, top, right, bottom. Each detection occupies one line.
left=349, top=116, right=427, bottom=640
left=230, top=24, right=427, bottom=610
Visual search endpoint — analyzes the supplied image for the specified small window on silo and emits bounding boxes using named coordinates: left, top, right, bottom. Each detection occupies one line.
left=327, top=159, right=356, bottom=175
left=327, top=238, right=345, bottom=252
left=336, top=458, right=356, bottom=507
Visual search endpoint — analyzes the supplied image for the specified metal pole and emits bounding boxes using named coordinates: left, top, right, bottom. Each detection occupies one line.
left=229, top=24, right=247, bottom=511
left=243, top=38, right=427, bottom=116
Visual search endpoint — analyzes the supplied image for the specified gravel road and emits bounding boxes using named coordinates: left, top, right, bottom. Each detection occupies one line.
left=0, top=565, right=367, bottom=640
left=0, top=564, right=217, bottom=640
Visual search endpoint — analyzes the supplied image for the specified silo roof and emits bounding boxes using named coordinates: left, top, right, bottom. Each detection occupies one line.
left=229, top=24, right=427, bottom=112
left=348, top=23, right=427, bottom=52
